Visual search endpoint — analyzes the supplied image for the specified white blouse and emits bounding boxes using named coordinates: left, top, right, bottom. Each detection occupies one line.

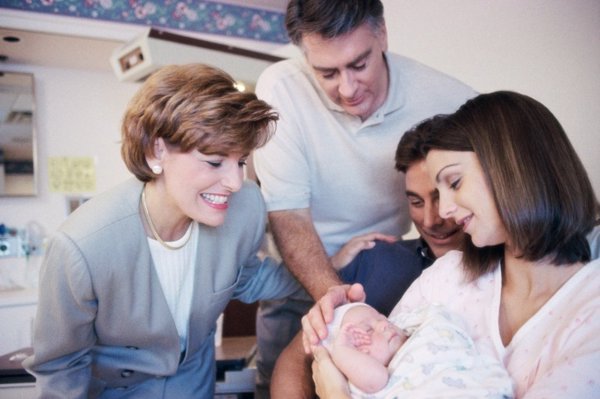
left=148, top=222, right=198, bottom=352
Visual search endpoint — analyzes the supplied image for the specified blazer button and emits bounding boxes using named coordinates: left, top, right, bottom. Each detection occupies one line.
left=121, top=369, right=134, bottom=378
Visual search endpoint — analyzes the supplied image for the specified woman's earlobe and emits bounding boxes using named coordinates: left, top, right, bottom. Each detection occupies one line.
left=151, top=165, right=163, bottom=175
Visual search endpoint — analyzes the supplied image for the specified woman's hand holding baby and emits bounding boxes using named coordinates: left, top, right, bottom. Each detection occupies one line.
left=312, top=345, right=352, bottom=399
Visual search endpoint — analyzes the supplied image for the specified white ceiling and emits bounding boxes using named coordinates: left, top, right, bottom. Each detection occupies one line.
left=0, top=27, right=125, bottom=72
left=0, top=0, right=290, bottom=72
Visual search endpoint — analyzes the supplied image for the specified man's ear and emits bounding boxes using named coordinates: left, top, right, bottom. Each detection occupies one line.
left=376, top=21, right=388, bottom=52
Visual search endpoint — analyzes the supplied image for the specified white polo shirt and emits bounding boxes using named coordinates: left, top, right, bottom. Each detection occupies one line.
left=254, top=53, right=476, bottom=255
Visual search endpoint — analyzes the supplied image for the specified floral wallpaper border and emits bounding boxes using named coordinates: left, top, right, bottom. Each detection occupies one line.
left=0, top=0, right=289, bottom=44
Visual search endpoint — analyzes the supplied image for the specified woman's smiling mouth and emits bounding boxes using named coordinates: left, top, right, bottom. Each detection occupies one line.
left=457, top=215, right=473, bottom=231
left=201, top=193, right=229, bottom=208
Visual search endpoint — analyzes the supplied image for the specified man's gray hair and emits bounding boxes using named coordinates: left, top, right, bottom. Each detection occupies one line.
left=285, top=0, right=385, bottom=46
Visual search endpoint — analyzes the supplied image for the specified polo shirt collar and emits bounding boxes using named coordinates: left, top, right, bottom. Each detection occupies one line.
left=416, top=238, right=436, bottom=266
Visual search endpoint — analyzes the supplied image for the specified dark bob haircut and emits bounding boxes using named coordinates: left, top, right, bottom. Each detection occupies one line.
left=422, top=91, right=599, bottom=278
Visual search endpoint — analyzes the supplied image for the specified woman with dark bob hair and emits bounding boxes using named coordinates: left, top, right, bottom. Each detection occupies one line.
left=304, top=91, right=599, bottom=398
left=24, top=64, right=300, bottom=398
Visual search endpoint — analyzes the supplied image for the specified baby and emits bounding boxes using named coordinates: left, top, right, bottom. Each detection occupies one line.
left=323, top=303, right=514, bottom=398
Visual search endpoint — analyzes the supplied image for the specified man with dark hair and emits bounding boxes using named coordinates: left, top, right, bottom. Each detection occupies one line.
left=335, top=116, right=464, bottom=316
left=269, top=117, right=466, bottom=397
left=252, top=1, right=475, bottom=395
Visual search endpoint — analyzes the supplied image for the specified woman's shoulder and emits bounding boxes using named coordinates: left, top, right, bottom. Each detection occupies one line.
left=561, top=258, right=600, bottom=299
left=220, top=180, right=266, bottom=230
left=229, top=180, right=263, bottom=209
left=565, top=258, right=600, bottom=293
left=586, top=254, right=600, bottom=270
left=60, top=178, right=142, bottom=238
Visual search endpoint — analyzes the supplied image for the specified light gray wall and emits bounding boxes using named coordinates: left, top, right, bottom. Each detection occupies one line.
left=384, top=0, right=599, bottom=195
left=0, top=65, right=140, bottom=236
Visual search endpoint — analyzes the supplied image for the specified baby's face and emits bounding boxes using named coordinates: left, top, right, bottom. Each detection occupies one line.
left=341, top=305, right=406, bottom=366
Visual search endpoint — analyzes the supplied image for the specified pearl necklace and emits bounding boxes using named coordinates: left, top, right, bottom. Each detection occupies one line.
left=141, top=186, right=192, bottom=250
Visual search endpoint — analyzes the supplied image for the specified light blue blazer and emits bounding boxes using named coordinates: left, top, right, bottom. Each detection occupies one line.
left=23, top=178, right=299, bottom=398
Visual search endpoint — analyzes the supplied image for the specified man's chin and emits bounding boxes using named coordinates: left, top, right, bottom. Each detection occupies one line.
left=423, top=229, right=462, bottom=251
left=340, top=101, right=372, bottom=119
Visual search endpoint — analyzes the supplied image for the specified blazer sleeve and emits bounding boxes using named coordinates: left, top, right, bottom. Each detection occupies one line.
left=233, top=255, right=300, bottom=303
left=23, top=231, right=97, bottom=398
left=230, top=181, right=301, bottom=303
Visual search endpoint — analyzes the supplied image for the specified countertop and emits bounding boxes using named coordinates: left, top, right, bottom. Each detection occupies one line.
left=0, top=288, right=38, bottom=308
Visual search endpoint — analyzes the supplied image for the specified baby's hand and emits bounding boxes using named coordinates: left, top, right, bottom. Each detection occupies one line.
left=339, top=323, right=371, bottom=349
left=302, top=284, right=366, bottom=354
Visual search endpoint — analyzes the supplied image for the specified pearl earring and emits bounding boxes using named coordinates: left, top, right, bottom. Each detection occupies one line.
left=151, top=165, right=163, bottom=175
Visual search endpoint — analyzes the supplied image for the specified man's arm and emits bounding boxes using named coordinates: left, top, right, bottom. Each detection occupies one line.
left=271, top=332, right=315, bottom=398
left=269, top=209, right=341, bottom=299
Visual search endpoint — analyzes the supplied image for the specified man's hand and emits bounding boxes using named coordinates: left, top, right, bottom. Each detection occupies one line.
left=301, top=283, right=366, bottom=353
left=331, top=233, right=397, bottom=270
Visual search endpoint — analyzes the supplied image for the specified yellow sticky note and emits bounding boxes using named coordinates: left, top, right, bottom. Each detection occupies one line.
left=48, top=157, right=96, bottom=193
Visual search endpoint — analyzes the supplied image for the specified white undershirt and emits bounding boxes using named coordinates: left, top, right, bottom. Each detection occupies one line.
left=147, top=222, right=198, bottom=352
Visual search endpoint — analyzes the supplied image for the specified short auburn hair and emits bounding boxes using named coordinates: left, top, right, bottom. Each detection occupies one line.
left=121, top=64, right=278, bottom=182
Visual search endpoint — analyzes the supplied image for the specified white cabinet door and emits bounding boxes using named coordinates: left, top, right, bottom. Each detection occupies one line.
left=0, top=289, right=37, bottom=356
left=0, top=303, right=36, bottom=356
